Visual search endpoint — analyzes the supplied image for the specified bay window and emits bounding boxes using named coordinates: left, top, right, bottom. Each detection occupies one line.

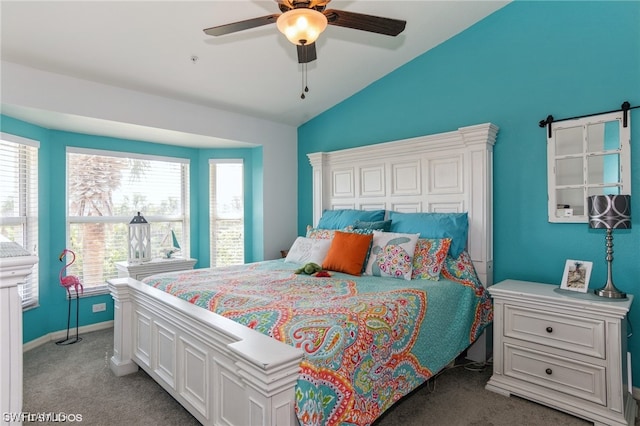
left=210, top=159, right=244, bottom=267
left=0, top=133, right=39, bottom=308
left=66, top=148, right=189, bottom=293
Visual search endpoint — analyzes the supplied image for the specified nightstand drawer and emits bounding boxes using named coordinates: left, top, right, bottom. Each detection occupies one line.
left=504, top=305, right=605, bottom=358
left=504, top=343, right=606, bottom=406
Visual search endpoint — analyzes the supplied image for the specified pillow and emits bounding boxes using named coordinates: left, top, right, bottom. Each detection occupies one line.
left=306, top=225, right=358, bottom=240
left=389, top=211, right=468, bottom=258
left=344, top=227, right=376, bottom=273
left=306, top=225, right=347, bottom=240
left=353, top=219, right=392, bottom=231
left=317, top=209, right=385, bottom=230
left=441, top=250, right=482, bottom=287
left=411, top=238, right=452, bottom=281
left=306, top=226, right=335, bottom=240
left=365, top=230, right=419, bottom=280
left=284, top=237, right=332, bottom=265
left=321, top=231, right=373, bottom=276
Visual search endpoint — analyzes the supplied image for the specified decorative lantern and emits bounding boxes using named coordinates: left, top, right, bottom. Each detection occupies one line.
left=128, top=212, right=151, bottom=264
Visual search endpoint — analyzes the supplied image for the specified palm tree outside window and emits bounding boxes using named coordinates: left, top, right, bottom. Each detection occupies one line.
left=66, top=148, right=190, bottom=294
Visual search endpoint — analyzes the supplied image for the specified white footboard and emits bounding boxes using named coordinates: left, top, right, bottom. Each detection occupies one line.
left=108, top=278, right=303, bottom=426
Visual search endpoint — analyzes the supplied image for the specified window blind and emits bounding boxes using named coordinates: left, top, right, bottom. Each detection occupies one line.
left=210, top=160, right=244, bottom=267
left=66, top=148, right=189, bottom=291
left=0, top=133, right=39, bottom=308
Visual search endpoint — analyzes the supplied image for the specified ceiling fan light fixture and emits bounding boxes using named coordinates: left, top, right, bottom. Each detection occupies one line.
left=276, top=9, right=328, bottom=45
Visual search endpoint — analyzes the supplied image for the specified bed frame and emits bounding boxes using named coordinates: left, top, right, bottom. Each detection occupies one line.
left=109, top=122, right=498, bottom=426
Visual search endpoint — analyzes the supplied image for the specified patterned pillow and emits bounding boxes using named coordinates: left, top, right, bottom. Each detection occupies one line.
left=441, top=250, right=482, bottom=286
left=306, top=225, right=353, bottom=240
left=411, top=238, right=452, bottom=280
left=365, top=231, right=419, bottom=280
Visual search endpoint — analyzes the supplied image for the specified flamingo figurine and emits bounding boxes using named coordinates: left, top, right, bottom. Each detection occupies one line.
left=57, top=248, right=83, bottom=345
left=59, top=249, right=83, bottom=296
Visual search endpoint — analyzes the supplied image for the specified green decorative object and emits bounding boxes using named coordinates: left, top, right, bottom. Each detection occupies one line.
left=294, top=262, right=322, bottom=275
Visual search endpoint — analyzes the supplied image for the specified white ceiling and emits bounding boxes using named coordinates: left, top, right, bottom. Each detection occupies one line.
left=1, top=0, right=509, bottom=145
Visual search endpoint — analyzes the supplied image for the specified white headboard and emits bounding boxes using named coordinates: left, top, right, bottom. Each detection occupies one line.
left=307, top=123, right=498, bottom=287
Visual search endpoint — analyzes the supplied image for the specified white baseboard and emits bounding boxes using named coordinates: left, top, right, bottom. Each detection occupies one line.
left=23, top=320, right=114, bottom=352
left=633, top=386, right=640, bottom=401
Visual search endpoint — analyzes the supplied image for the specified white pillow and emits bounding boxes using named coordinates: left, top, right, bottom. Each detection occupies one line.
left=284, top=237, right=332, bottom=265
left=365, top=231, right=419, bottom=280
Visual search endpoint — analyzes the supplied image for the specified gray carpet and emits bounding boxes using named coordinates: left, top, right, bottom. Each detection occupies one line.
left=22, top=328, right=629, bottom=425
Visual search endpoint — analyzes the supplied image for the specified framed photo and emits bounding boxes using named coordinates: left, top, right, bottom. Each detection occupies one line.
left=560, top=259, right=593, bottom=293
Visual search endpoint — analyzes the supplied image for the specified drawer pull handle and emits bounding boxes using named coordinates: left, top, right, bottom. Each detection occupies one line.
left=546, top=327, right=553, bottom=333
left=545, top=368, right=553, bottom=375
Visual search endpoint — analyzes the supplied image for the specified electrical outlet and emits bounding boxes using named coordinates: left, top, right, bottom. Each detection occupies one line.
left=92, top=303, right=106, bottom=313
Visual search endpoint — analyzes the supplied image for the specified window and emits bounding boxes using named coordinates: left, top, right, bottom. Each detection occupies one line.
left=0, top=133, right=39, bottom=308
left=66, top=148, right=189, bottom=293
left=547, top=111, right=631, bottom=223
left=210, top=160, right=244, bottom=267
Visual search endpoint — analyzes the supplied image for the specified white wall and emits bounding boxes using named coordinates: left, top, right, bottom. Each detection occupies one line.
left=0, top=61, right=298, bottom=260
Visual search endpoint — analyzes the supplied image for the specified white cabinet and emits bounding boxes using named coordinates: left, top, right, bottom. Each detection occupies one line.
left=116, top=258, right=197, bottom=281
left=486, top=279, right=637, bottom=426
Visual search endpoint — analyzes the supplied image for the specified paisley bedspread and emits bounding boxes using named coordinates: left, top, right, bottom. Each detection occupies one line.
left=143, top=253, right=492, bottom=426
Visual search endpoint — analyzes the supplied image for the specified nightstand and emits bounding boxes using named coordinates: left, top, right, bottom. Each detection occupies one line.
left=115, top=257, right=197, bottom=281
left=486, top=279, right=636, bottom=426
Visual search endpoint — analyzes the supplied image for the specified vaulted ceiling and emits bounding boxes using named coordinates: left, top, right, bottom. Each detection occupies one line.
left=1, top=1, right=509, bottom=135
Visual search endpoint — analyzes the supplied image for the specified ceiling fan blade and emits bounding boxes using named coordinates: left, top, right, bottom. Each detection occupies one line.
left=324, top=9, right=406, bottom=36
left=203, top=14, right=280, bottom=36
left=297, top=43, right=317, bottom=64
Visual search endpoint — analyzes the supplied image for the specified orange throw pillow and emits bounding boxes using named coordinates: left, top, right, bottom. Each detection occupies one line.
left=322, top=231, right=373, bottom=276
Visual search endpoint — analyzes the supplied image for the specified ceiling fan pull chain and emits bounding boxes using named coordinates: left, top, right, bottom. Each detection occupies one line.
left=301, top=63, right=309, bottom=99
left=305, top=65, right=309, bottom=94
left=300, top=64, right=304, bottom=99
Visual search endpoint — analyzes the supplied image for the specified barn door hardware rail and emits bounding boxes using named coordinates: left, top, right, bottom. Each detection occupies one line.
left=539, top=101, right=638, bottom=138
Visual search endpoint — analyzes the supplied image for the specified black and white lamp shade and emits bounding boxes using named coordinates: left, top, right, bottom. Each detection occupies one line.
left=588, top=194, right=631, bottom=229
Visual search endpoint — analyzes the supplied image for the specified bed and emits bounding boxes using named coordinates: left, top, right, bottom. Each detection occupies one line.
left=108, top=122, right=498, bottom=426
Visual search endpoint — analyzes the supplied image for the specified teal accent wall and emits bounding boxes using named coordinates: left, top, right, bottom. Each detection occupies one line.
left=0, top=115, right=261, bottom=343
left=298, top=1, right=640, bottom=381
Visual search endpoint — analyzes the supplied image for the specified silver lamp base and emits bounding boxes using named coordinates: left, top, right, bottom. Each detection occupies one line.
left=593, top=228, right=627, bottom=299
left=594, top=284, right=627, bottom=299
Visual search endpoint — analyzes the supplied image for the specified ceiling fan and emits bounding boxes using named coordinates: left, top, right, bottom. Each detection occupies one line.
left=203, top=0, right=407, bottom=64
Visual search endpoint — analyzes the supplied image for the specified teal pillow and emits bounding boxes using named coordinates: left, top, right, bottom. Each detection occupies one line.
left=317, top=209, right=385, bottom=230
left=353, top=219, right=392, bottom=231
left=389, top=211, right=468, bottom=258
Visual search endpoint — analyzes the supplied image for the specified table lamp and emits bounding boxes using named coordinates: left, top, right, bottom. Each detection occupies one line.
left=587, top=194, right=631, bottom=299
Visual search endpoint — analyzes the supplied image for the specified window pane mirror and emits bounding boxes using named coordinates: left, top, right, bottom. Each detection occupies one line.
left=547, top=110, right=631, bottom=223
